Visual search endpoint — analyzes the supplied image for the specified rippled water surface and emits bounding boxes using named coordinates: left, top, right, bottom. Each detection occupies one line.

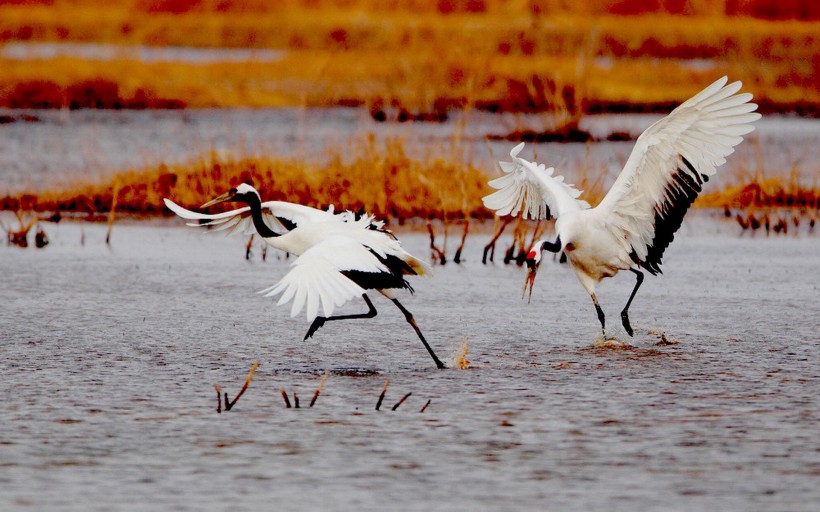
left=2, top=215, right=818, bottom=511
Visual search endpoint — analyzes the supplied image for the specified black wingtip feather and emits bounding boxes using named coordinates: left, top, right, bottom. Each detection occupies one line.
left=640, top=155, right=703, bottom=275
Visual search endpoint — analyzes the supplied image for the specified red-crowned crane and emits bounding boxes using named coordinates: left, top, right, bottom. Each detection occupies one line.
left=482, top=77, right=761, bottom=337
left=164, top=184, right=445, bottom=369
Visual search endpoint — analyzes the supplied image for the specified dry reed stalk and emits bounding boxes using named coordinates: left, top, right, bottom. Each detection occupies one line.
left=4, top=211, right=37, bottom=248
left=245, top=235, right=254, bottom=260
left=280, top=388, right=292, bottom=408
left=523, top=220, right=544, bottom=255
left=105, top=179, right=120, bottom=246
left=503, top=217, right=529, bottom=264
left=214, top=384, right=223, bottom=414
left=224, top=360, right=260, bottom=411
left=309, top=369, right=330, bottom=407
left=391, top=392, right=412, bottom=411
left=375, top=378, right=390, bottom=411
left=426, top=222, right=447, bottom=265
left=483, top=217, right=512, bottom=264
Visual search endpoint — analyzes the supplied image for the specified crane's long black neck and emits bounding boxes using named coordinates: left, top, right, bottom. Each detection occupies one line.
left=541, top=236, right=561, bottom=253
left=244, top=194, right=279, bottom=238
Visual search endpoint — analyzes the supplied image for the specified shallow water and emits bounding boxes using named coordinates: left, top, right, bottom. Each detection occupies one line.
left=1, top=213, right=818, bottom=511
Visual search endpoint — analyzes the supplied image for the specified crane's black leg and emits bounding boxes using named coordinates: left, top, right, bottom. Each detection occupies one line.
left=304, top=294, right=377, bottom=340
left=591, top=293, right=605, bottom=336
left=390, top=298, right=446, bottom=369
left=620, top=268, right=644, bottom=337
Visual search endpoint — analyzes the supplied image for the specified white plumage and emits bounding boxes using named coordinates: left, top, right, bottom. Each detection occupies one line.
left=164, top=196, right=355, bottom=236
left=259, top=236, right=375, bottom=320
left=165, top=184, right=444, bottom=368
left=483, top=76, right=761, bottom=336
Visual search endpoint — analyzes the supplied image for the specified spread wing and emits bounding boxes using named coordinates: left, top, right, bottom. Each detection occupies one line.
left=258, top=237, right=390, bottom=321
left=594, top=76, right=760, bottom=274
left=483, top=142, right=590, bottom=220
left=163, top=198, right=337, bottom=236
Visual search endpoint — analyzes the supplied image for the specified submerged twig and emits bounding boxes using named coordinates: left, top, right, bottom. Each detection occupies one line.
left=310, top=370, right=330, bottom=407
left=375, top=378, right=390, bottom=411
left=419, top=400, right=431, bottom=413
left=214, top=384, right=223, bottom=414
left=392, top=392, right=412, bottom=411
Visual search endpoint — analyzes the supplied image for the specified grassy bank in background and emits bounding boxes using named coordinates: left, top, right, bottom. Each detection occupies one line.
left=0, top=1, right=817, bottom=113
left=0, top=138, right=494, bottom=221
left=2, top=140, right=815, bottom=222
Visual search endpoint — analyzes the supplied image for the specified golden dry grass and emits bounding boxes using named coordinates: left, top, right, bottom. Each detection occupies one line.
left=6, top=136, right=815, bottom=223
left=698, top=171, right=819, bottom=210
left=0, top=1, right=817, bottom=112
left=2, top=137, right=494, bottom=220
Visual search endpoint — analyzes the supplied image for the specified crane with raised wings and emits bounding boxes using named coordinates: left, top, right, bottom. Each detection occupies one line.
left=483, top=76, right=761, bottom=337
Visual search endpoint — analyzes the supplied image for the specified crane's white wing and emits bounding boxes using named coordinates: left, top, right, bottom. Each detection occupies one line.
left=595, top=76, right=760, bottom=274
left=483, top=142, right=590, bottom=220
left=259, top=236, right=390, bottom=321
left=336, top=209, right=387, bottom=232
left=163, top=198, right=337, bottom=236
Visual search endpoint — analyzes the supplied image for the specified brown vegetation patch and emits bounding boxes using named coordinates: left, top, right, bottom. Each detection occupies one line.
left=1, top=139, right=494, bottom=221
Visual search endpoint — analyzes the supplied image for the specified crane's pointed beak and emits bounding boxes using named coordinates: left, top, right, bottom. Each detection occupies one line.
left=201, top=191, right=235, bottom=209
left=522, top=259, right=539, bottom=303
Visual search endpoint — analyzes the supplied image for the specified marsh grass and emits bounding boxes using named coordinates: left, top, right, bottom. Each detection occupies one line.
left=3, top=135, right=814, bottom=237
left=4, top=138, right=493, bottom=221
left=0, top=2, right=816, bottom=112
left=698, top=166, right=818, bottom=211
